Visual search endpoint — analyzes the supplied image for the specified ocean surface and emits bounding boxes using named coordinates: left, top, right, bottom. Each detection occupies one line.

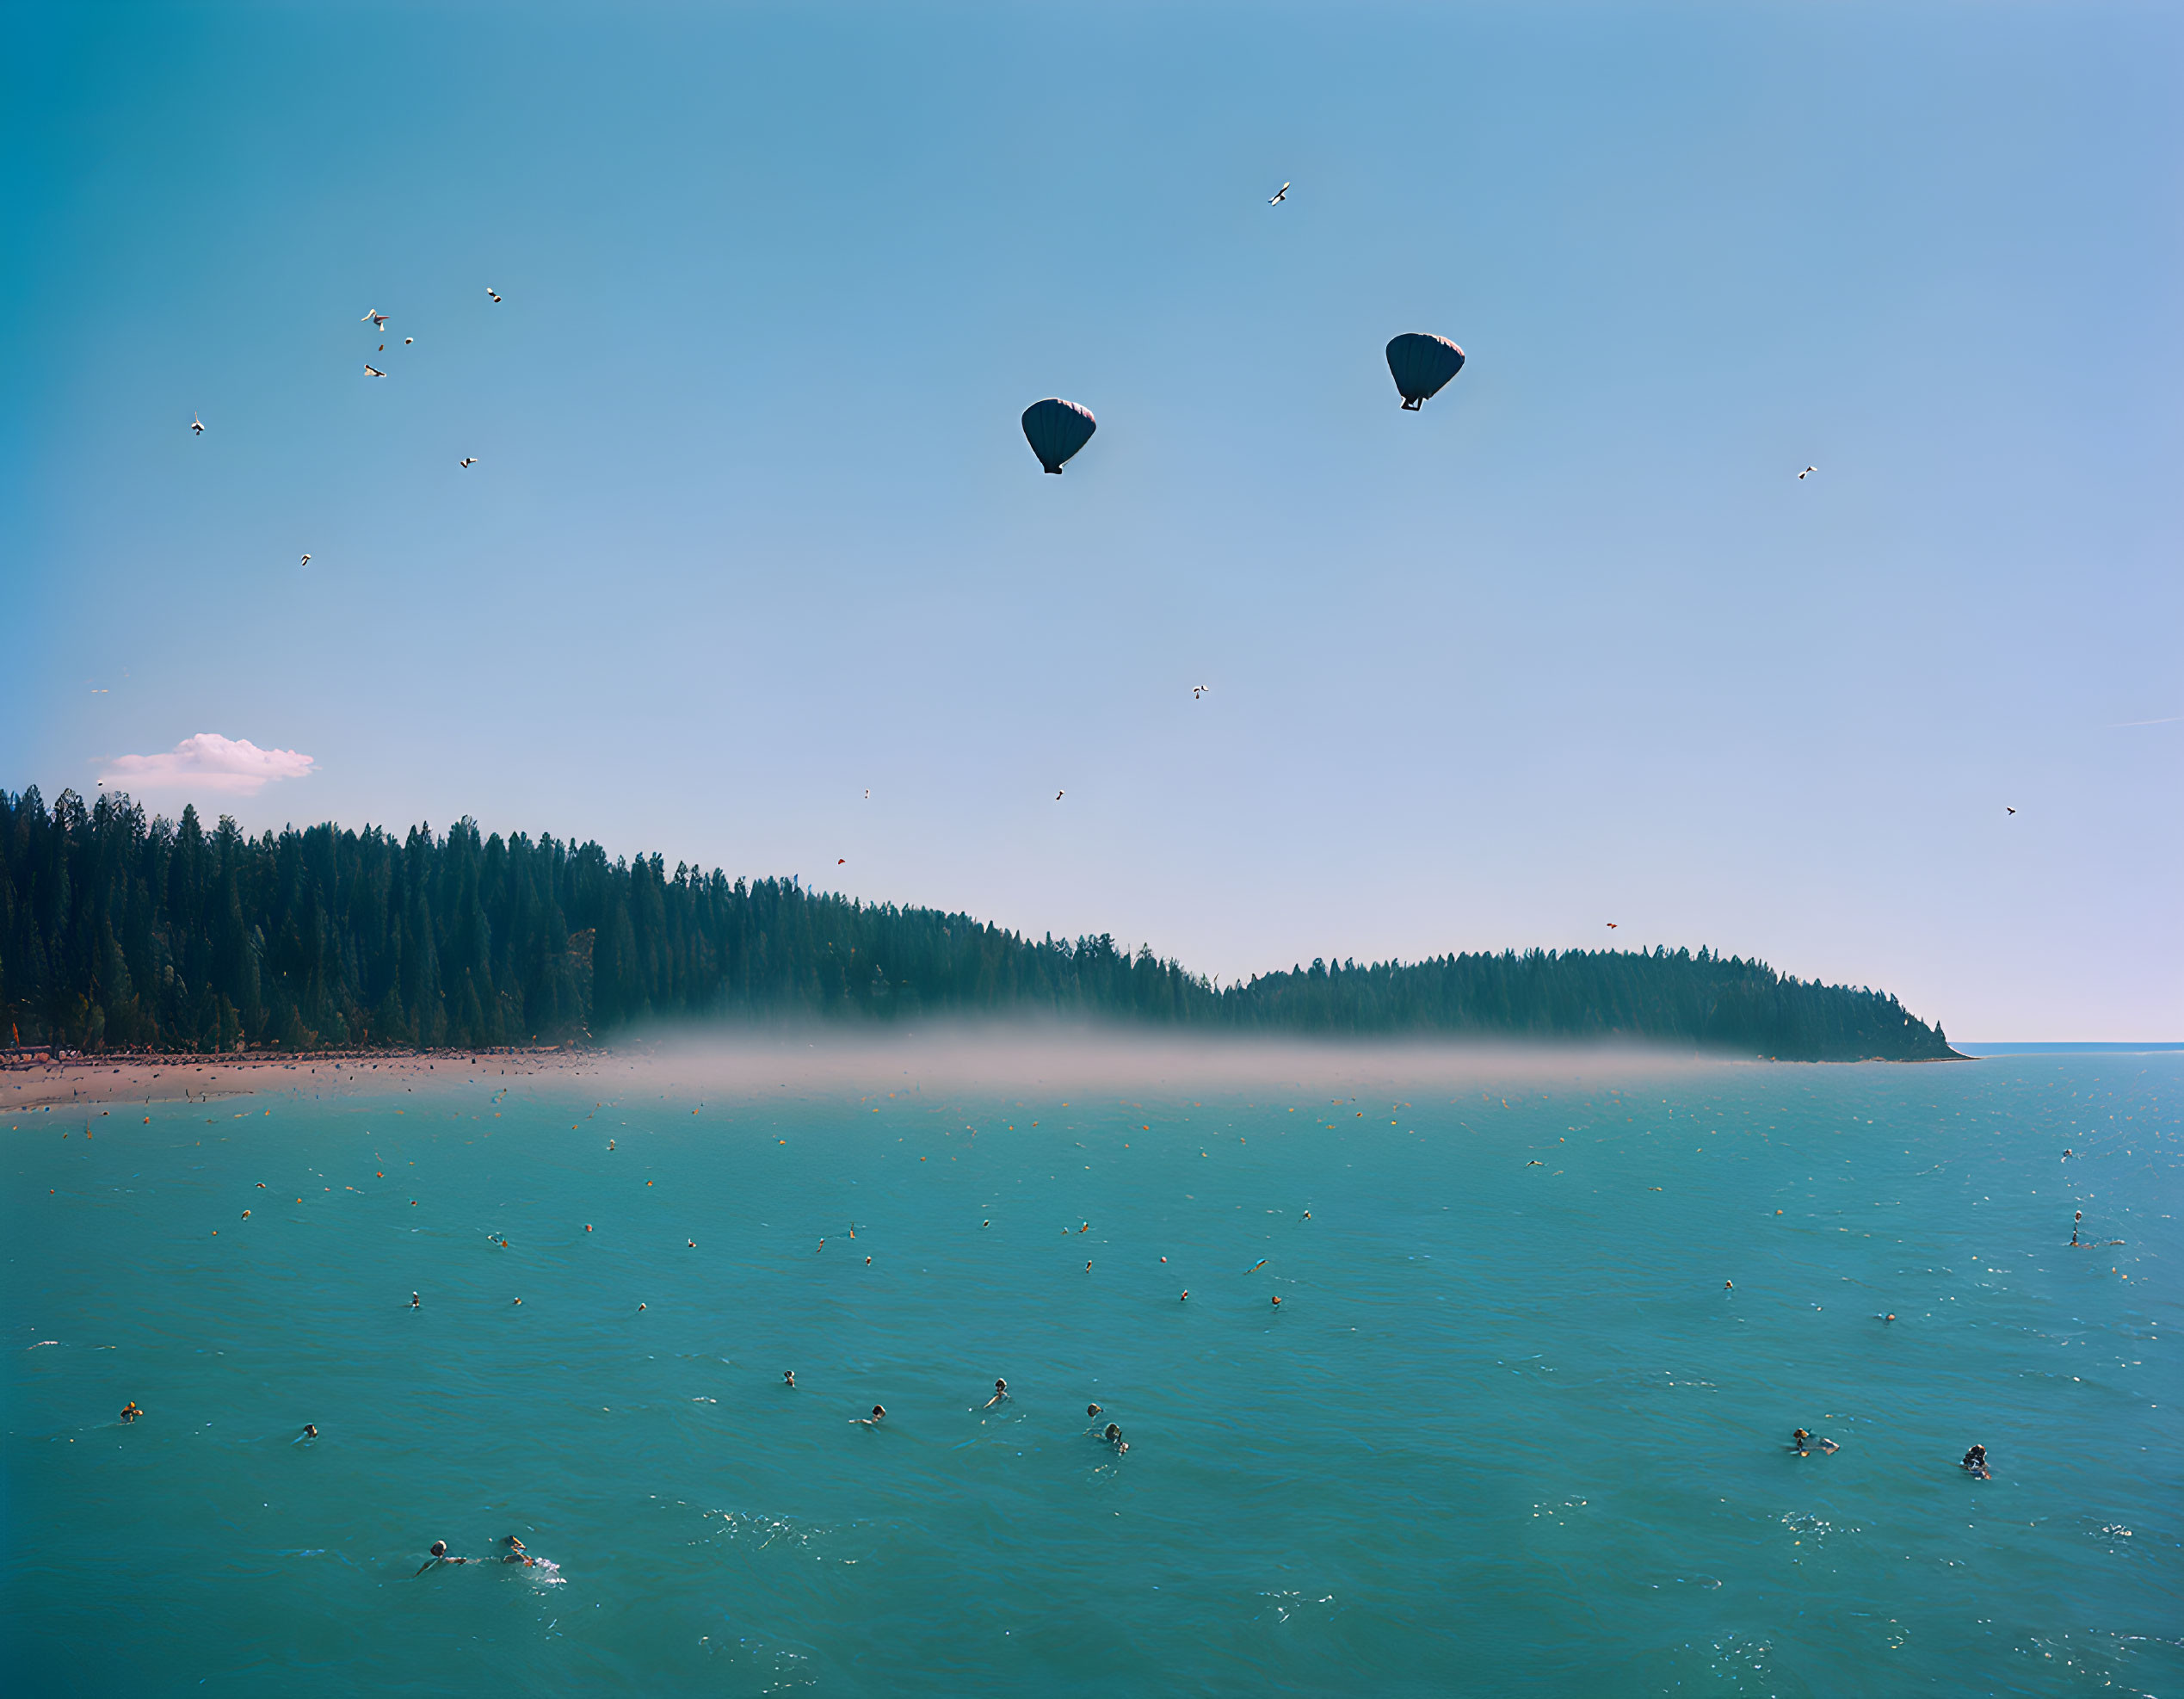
left=3, top=1044, right=2177, bottom=1696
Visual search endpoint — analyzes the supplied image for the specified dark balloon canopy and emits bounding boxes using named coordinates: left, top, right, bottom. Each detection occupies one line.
left=1385, top=334, right=1465, bottom=410
left=1021, top=398, right=1097, bottom=474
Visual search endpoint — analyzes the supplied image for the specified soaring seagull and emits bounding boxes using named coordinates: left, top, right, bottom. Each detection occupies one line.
left=1269, top=182, right=1289, bottom=204
left=299, top=553, right=311, bottom=567
left=1193, top=684, right=1211, bottom=699
left=189, top=413, right=204, bottom=435
left=361, top=309, right=386, bottom=328
left=364, top=363, right=385, bottom=377
left=460, top=457, right=477, bottom=467
left=485, top=287, right=503, bottom=303
left=1055, top=789, right=1064, bottom=801
left=1798, top=466, right=1816, bottom=479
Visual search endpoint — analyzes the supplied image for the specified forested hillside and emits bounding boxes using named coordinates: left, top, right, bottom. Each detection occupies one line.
left=0, top=788, right=1958, bottom=1061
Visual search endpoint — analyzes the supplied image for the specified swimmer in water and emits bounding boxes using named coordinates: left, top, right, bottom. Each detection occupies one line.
left=984, top=1378, right=1009, bottom=1408
left=1087, top=1403, right=1102, bottom=1421
left=119, top=1401, right=141, bottom=1424
left=299, top=1424, right=318, bottom=1441
left=1179, top=1290, right=1188, bottom=1301
left=855, top=1405, right=885, bottom=1427
left=1790, top=1428, right=1838, bottom=1455
left=1961, top=1443, right=1990, bottom=1479
left=1103, top=1422, right=1128, bottom=1455
left=500, top=1535, right=533, bottom=1565
left=1271, top=1294, right=1282, bottom=1307
left=1724, top=1280, right=1733, bottom=1291
left=783, top=1370, right=796, bottom=1388
left=416, top=1540, right=470, bottom=1575
left=410, top=1293, right=420, bottom=1309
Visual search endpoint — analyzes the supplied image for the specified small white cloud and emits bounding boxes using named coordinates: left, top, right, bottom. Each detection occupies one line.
left=100, top=733, right=316, bottom=796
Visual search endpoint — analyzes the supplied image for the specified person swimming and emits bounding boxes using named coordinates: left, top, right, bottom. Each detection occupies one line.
left=1102, top=1422, right=1128, bottom=1454
left=299, top=1424, right=318, bottom=1441
left=410, top=1292, right=420, bottom=1309
left=1790, top=1428, right=1838, bottom=1455
left=1086, top=1403, right=1101, bottom=1420
left=1961, top=1443, right=1990, bottom=1479
left=783, top=1370, right=796, bottom=1388
left=854, top=1405, right=885, bottom=1426
left=416, top=1540, right=470, bottom=1575
left=119, top=1401, right=141, bottom=1424
left=500, top=1535, right=533, bottom=1566
left=1270, top=1294, right=1282, bottom=1307
left=984, top=1378, right=1009, bottom=1408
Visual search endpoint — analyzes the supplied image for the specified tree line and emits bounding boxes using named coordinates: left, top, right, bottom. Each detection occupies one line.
left=0, top=788, right=1958, bottom=1061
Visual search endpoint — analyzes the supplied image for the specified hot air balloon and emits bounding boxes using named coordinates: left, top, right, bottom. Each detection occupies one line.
left=1021, top=398, right=1097, bottom=473
left=1385, top=333, right=1465, bottom=411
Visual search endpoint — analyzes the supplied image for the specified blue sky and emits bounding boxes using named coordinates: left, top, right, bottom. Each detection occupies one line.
left=3, top=3, right=2177, bottom=1039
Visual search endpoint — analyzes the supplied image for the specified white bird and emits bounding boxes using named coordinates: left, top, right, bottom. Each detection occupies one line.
left=460, top=457, right=477, bottom=467
left=361, top=309, right=386, bottom=328
left=364, top=364, right=384, bottom=377
left=485, top=287, right=502, bottom=303
left=404, top=337, right=414, bottom=344
left=1269, top=182, right=1289, bottom=204
left=1798, top=466, right=1816, bottom=479
left=299, top=554, right=312, bottom=567
left=189, top=413, right=204, bottom=435
left=863, top=788, right=871, bottom=799
left=1192, top=683, right=1211, bottom=700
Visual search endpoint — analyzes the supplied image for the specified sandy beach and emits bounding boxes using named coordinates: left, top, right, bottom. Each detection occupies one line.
left=3, top=1047, right=604, bottom=1114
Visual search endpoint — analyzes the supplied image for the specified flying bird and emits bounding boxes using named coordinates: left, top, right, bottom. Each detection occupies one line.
left=1798, top=466, right=1816, bottom=479
left=460, top=457, right=477, bottom=467
left=299, top=554, right=311, bottom=567
left=364, top=364, right=384, bottom=377
left=1055, top=789, right=1064, bottom=801
left=361, top=310, right=386, bottom=328
left=837, top=858, right=846, bottom=865
left=485, top=287, right=502, bottom=303
left=1193, top=684, right=1211, bottom=699
left=2006, top=806, right=2015, bottom=814
left=404, top=337, right=414, bottom=344
left=1269, top=182, right=1289, bottom=204
left=189, top=413, right=204, bottom=435
left=863, top=788, right=871, bottom=799
left=1606, top=922, right=1617, bottom=929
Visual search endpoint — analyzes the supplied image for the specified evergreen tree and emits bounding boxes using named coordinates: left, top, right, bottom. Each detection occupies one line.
left=0, top=788, right=1958, bottom=1062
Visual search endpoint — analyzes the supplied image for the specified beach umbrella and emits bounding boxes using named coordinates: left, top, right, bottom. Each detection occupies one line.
left=1385, top=333, right=1465, bottom=411
left=1021, top=398, right=1097, bottom=473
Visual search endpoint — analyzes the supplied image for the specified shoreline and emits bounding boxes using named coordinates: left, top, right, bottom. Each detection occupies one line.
left=3, top=1029, right=1981, bottom=1117
left=3, top=1047, right=602, bottom=1112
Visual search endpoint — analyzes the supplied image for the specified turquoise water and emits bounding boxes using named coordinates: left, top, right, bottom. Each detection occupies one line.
left=3, top=1047, right=2177, bottom=1695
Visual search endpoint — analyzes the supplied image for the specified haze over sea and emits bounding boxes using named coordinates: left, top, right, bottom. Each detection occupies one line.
left=4, top=1038, right=2176, bottom=1696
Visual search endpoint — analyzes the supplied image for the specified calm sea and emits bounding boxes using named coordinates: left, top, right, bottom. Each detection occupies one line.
left=3, top=1045, right=2176, bottom=1695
